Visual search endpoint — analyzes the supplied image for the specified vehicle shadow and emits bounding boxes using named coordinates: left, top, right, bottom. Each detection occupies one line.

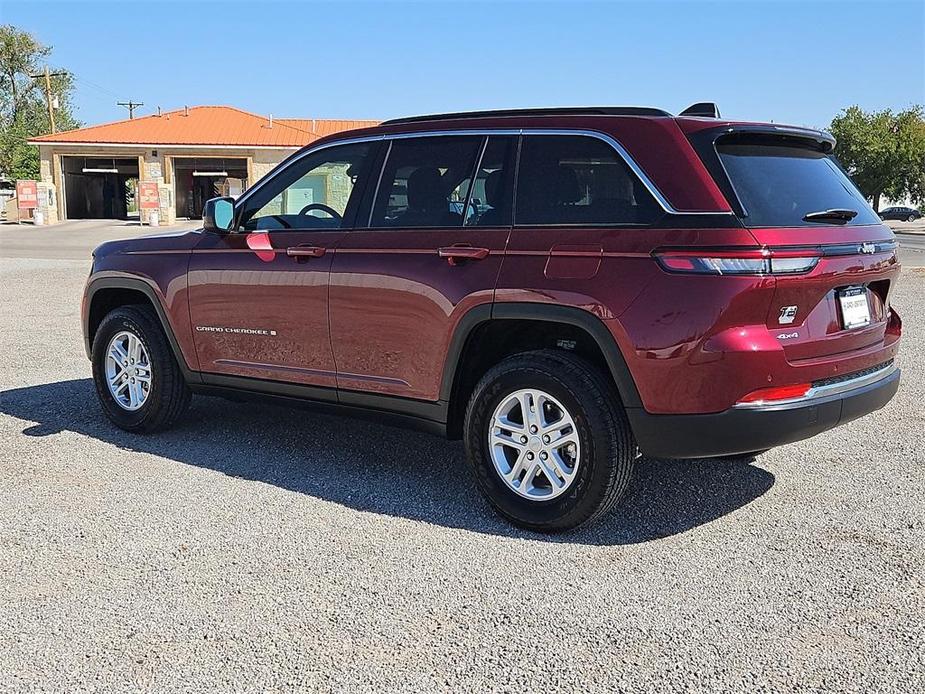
left=0, top=379, right=775, bottom=546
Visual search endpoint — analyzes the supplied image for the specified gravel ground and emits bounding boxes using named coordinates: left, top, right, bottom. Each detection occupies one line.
left=1, top=225, right=923, bottom=692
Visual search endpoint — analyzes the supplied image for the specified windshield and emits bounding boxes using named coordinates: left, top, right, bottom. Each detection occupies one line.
left=716, top=142, right=880, bottom=227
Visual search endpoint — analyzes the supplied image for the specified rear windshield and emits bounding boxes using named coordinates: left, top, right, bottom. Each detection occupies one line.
left=716, top=142, right=880, bottom=227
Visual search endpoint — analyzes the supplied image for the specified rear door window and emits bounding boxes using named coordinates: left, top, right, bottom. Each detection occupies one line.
left=370, top=136, right=482, bottom=228
left=716, top=141, right=880, bottom=227
left=514, top=135, right=661, bottom=226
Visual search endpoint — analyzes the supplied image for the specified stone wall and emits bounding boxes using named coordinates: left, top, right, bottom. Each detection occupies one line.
left=251, top=149, right=292, bottom=184
left=36, top=145, right=59, bottom=224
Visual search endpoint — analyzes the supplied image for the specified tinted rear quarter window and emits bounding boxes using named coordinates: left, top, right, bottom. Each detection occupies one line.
left=716, top=142, right=880, bottom=227
left=515, top=135, right=661, bottom=226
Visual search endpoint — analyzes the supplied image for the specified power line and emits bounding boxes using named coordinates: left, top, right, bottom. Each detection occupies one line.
left=73, top=74, right=121, bottom=99
left=117, top=101, right=144, bottom=119
left=71, top=75, right=146, bottom=119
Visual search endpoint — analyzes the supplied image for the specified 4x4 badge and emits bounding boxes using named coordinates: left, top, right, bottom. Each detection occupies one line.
left=778, top=306, right=798, bottom=324
left=859, top=243, right=876, bottom=254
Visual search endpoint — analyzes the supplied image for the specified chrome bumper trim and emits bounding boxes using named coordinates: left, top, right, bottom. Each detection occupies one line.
left=733, top=361, right=897, bottom=409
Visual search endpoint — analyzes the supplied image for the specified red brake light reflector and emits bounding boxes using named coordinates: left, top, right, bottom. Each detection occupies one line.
left=737, top=383, right=812, bottom=405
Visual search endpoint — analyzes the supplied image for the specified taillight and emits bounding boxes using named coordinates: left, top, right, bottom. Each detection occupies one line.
left=654, top=248, right=820, bottom=276
left=886, top=308, right=902, bottom=337
left=736, top=383, right=812, bottom=406
left=767, top=248, right=823, bottom=274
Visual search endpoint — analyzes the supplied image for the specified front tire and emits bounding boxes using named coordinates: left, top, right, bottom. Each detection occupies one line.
left=464, top=350, right=635, bottom=531
left=908, top=214, right=916, bottom=223
left=91, top=305, right=191, bottom=433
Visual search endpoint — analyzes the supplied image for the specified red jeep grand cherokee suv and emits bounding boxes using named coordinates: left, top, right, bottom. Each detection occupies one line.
left=82, top=104, right=901, bottom=531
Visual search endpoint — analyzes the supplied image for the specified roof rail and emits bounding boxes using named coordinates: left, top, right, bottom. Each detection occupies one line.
left=382, top=106, right=672, bottom=126
left=679, top=102, right=721, bottom=118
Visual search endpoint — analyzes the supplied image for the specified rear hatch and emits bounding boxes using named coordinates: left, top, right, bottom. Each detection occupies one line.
left=696, top=128, right=899, bottom=362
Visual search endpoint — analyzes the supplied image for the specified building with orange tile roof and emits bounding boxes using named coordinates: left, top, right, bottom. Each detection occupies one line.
left=27, top=105, right=378, bottom=224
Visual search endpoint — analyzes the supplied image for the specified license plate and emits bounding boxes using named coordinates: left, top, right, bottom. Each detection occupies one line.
left=838, top=286, right=870, bottom=329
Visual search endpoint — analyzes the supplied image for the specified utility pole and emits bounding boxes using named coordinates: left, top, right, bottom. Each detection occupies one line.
left=29, top=66, right=68, bottom=134
left=117, top=100, right=144, bottom=119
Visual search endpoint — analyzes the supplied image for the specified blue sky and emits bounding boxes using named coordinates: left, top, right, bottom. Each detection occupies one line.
left=5, top=0, right=924, bottom=129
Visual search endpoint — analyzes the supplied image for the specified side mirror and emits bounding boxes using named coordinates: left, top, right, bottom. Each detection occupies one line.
left=203, top=196, right=235, bottom=233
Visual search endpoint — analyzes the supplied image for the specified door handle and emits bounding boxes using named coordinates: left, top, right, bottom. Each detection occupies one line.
left=437, top=246, right=490, bottom=266
left=286, top=245, right=326, bottom=260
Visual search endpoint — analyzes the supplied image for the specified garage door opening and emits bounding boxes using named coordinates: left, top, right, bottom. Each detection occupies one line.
left=63, top=157, right=139, bottom=220
left=174, top=158, right=248, bottom=219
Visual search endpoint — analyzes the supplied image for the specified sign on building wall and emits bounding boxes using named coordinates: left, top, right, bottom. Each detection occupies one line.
left=16, top=180, right=38, bottom=210
left=138, top=181, right=160, bottom=209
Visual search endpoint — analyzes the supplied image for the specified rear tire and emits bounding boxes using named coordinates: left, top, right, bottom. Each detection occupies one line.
left=91, top=305, right=191, bottom=433
left=908, top=214, right=916, bottom=223
left=464, top=350, right=635, bottom=531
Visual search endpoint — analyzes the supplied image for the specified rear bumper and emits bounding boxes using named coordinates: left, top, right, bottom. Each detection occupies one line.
left=628, top=365, right=899, bottom=459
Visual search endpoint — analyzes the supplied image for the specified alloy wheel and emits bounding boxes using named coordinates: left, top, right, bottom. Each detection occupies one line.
left=488, top=388, right=581, bottom=500
left=105, top=330, right=152, bottom=411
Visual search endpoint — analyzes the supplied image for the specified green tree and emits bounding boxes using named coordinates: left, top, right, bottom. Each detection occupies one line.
left=0, top=24, right=80, bottom=180
left=830, top=105, right=925, bottom=212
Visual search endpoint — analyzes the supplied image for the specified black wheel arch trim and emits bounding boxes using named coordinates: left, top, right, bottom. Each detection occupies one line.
left=439, top=302, right=643, bottom=410
left=84, top=276, right=200, bottom=384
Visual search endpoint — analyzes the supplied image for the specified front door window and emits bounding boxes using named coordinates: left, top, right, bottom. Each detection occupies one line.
left=238, top=143, right=373, bottom=231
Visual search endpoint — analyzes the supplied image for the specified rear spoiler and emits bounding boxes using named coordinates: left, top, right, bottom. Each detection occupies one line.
left=677, top=104, right=835, bottom=151
left=708, top=124, right=836, bottom=152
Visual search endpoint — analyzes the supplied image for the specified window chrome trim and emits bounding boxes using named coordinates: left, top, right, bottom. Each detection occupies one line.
left=233, top=128, right=734, bottom=217
left=462, top=136, right=490, bottom=227
left=367, top=139, right=393, bottom=227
